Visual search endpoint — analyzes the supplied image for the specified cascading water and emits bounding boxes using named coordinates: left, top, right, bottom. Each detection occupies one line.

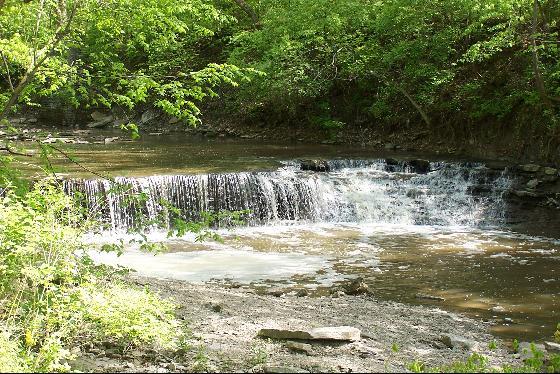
left=63, top=159, right=513, bottom=231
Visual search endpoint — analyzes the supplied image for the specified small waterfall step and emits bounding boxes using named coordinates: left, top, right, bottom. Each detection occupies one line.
left=63, top=158, right=513, bottom=231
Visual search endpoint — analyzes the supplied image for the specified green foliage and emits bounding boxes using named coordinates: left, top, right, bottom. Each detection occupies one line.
left=0, top=328, right=23, bottom=373
left=248, top=342, right=268, bottom=367
left=0, top=0, right=257, bottom=126
left=513, top=338, right=520, bottom=353
left=228, top=0, right=560, bottom=130
left=409, top=339, right=560, bottom=373
left=0, top=181, right=185, bottom=371
left=75, top=283, right=181, bottom=349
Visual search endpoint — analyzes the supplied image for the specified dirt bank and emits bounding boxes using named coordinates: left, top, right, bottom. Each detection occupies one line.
left=72, top=275, right=528, bottom=373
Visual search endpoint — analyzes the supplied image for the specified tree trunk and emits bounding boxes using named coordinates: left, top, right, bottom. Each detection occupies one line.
left=531, top=0, right=553, bottom=108
left=0, top=2, right=76, bottom=121
left=396, top=85, right=431, bottom=127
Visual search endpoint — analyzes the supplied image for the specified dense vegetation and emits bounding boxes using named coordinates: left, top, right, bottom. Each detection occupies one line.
left=1, top=0, right=560, bottom=371
left=1, top=0, right=559, bottom=159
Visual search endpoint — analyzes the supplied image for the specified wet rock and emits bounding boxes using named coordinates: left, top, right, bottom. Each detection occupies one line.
left=300, top=159, right=330, bottom=172
left=544, top=167, right=558, bottom=176
left=490, top=306, right=505, bottom=313
left=408, top=159, right=431, bottom=174
left=439, top=334, right=476, bottom=350
left=285, top=341, right=314, bottom=355
left=258, top=326, right=361, bottom=341
left=42, top=137, right=76, bottom=144
left=415, top=293, right=445, bottom=301
left=91, top=111, right=110, bottom=121
left=112, top=117, right=127, bottom=127
left=518, top=342, right=546, bottom=361
left=503, top=317, right=514, bottom=324
left=344, top=278, right=370, bottom=295
left=140, top=109, right=158, bottom=125
left=263, top=366, right=309, bottom=373
left=520, top=164, right=541, bottom=173
left=104, top=137, right=119, bottom=144
left=267, top=288, right=285, bottom=297
left=295, top=288, right=309, bottom=297
left=467, top=185, right=493, bottom=194
left=168, top=116, right=180, bottom=124
left=544, top=341, right=560, bottom=353
left=384, top=143, right=396, bottom=150
left=527, top=179, right=539, bottom=189
left=510, top=190, right=539, bottom=198
left=88, top=112, right=113, bottom=128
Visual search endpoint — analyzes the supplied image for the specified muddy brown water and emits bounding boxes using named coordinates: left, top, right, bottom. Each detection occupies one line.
left=15, top=132, right=559, bottom=342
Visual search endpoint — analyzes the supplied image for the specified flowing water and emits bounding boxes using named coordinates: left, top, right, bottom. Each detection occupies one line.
left=58, top=135, right=559, bottom=341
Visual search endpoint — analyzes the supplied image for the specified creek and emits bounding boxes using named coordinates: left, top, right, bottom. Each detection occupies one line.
left=55, top=133, right=559, bottom=341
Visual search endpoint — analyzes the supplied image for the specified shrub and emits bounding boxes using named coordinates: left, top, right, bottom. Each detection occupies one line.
left=0, top=180, right=185, bottom=372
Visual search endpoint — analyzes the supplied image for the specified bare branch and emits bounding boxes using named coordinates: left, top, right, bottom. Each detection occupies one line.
left=0, top=50, right=14, bottom=91
left=531, top=0, right=553, bottom=108
left=0, top=144, right=33, bottom=157
left=0, top=1, right=78, bottom=121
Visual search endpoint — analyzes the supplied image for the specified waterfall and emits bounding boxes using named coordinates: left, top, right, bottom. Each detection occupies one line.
left=63, top=159, right=512, bottom=231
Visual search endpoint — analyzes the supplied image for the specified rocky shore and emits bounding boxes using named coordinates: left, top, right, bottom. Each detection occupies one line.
left=70, top=275, right=536, bottom=373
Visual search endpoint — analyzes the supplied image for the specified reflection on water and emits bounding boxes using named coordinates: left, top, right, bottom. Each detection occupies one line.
left=90, top=224, right=560, bottom=341
left=16, top=132, right=485, bottom=178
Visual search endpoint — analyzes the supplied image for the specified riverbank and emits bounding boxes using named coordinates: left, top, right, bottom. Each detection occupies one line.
left=71, top=275, right=527, bottom=373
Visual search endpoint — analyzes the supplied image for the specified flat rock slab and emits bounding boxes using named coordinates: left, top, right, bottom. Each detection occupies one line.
left=439, top=334, right=476, bottom=350
left=258, top=326, right=361, bottom=341
left=263, top=366, right=309, bottom=373
left=545, top=341, right=560, bottom=353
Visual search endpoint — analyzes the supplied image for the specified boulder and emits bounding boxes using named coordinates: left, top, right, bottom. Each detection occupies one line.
left=520, top=164, right=540, bottom=173
left=300, top=159, right=330, bottom=172
left=168, top=116, right=181, bottom=124
left=408, top=159, right=431, bottom=174
left=140, top=109, right=158, bottom=125
left=439, top=334, right=476, bottom=350
left=87, top=112, right=113, bottom=128
left=91, top=111, right=109, bottom=121
left=258, top=326, right=361, bottom=342
left=544, top=341, right=560, bottom=353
